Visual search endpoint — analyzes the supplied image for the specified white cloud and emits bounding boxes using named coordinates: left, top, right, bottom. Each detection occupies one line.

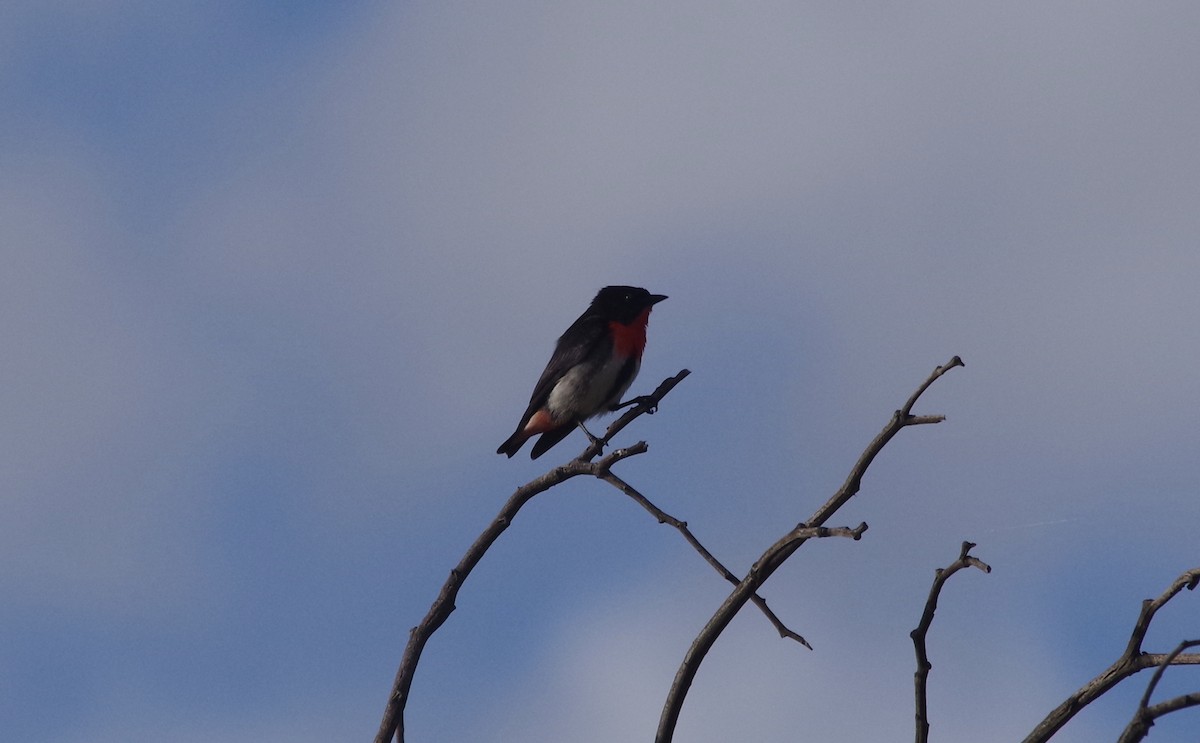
left=5, top=1, right=1199, bottom=740
left=460, top=565, right=1125, bottom=742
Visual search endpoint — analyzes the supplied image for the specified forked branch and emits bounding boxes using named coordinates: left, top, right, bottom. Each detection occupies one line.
left=911, top=541, right=991, bottom=743
left=1117, top=639, right=1200, bottom=743
left=1022, top=567, right=1200, bottom=743
left=375, top=368, right=811, bottom=743
left=374, top=371, right=688, bottom=743
left=655, top=356, right=964, bottom=743
left=577, top=370, right=690, bottom=461
left=599, top=471, right=815, bottom=648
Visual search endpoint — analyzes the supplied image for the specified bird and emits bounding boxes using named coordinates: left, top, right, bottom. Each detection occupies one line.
left=497, top=286, right=668, bottom=459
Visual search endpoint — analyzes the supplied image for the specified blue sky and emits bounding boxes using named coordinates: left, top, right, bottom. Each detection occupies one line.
left=3, top=2, right=1199, bottom=741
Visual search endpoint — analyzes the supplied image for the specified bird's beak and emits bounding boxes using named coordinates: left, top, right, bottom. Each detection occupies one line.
left=648, top=294, right=668, bottom=305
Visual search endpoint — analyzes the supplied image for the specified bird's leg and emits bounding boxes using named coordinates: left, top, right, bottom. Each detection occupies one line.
left=577, top=421, right=602, bottom=445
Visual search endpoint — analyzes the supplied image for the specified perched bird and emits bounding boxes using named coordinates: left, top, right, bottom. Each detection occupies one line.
left=497, top=286, right=668, bottom=459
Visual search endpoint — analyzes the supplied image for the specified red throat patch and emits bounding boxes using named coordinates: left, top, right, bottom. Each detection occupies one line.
left=608, top=308, right=651, bottom=358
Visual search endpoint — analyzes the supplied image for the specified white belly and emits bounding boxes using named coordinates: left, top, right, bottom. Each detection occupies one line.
left=546, top=354, right=638, bottom=421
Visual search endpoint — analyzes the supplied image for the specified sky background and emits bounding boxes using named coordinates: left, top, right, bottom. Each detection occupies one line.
left=3, top=2, right=1199, bottom=741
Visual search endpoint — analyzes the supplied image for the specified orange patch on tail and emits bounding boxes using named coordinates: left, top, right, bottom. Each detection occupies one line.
left=523, top=408, right=558, bottom=435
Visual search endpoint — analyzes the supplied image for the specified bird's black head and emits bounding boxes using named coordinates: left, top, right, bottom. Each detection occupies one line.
left=590, top=285, right=668, bottom=324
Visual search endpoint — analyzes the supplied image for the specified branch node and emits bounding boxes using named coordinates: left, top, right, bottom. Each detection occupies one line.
left=656, top=357, right=963, bottom=743
left=594, top=469, right=813, bottom=656
left=376, top=372, right=691, bottom=743
left=1025, top=567, right=1200, bottom=743
left=912, top=542, right=991, bottom=743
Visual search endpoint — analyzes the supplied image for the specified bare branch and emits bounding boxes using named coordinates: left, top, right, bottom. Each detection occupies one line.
left=1137, top=639, right=1200, bottom=711
left=374, top=371, right=689, bottom=743
left=911, top=541, right=992, bottom=743
left=598, top=471, right=817, bottom=648
left=1124, top=569, right=1200, bottom=658
left=900, top=356, right=962, bottom=417
left=655, top=356, right=964, bottom=743
left=1117, top=639, right=1200, bottom=743
left=1120, top=693, right=1200, bottom=743
left=1022, top=567, right=1200, bottom=743
left=578, top=369, right=691, bottom=462
left=753, top=521, right=869, bottom=576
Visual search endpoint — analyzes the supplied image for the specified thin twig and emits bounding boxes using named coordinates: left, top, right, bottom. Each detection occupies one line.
left=911, top=541, right=991, bottom=743
left=598, top=471, right=817, bottom=648
left=1022, top=567, right=1200, bottom=743
left=1117, top=639, right=1200, bottom=743
left=577, top=369, right=691, bottom=462
left=374, top=372, right=689, bottom=743
left=1120, top=693, right=1200, bottom=743
left=654, top=356, right=964, bottom=743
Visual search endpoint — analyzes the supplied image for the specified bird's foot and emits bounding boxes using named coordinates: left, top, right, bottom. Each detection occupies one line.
left=612, top=395, right=656, bottom=414
left=577, top=421, right=603, bottom=446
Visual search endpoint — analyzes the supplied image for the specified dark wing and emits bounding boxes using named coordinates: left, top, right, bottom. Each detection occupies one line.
left=513, top=312, right=609, bottom=427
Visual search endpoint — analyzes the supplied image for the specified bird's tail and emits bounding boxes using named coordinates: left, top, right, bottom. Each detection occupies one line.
left=496, top=429, right=529, bottom=458
left=529, top=426, right=573, bottom=459
left=497, top=424, right=575, bottom=459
